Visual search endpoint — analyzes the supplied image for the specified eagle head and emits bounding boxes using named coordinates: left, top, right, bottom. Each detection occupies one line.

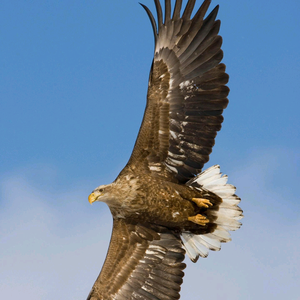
left=88, top=184, right=114, bottom=204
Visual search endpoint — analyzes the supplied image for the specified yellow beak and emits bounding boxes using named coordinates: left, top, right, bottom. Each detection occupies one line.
left=88, top=192, right=97, bottom=204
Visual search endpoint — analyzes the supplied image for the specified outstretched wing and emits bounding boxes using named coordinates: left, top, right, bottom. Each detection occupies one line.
left=127, top=0, right=229, bottom=182
left=87, top=219, right=185, bottom=300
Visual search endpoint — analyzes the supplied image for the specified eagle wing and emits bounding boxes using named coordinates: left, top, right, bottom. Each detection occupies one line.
left=127, top=0, right=229, bottom=182
left=87, top=219, right=185, bottom=300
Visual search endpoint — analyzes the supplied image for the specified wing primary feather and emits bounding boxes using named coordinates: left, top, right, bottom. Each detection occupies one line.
left=140, top=3, right=158, bottom=45
left=164, top=0, right=171, bottom=23
left=182, top=0, right=196, bottom=20
left=179, top=4, right=219, bottom=63
left=172, top=0, right=182, bottom=20
left=182, top=0, right=211, bottom=45
left=192, top=0, right=212, bottom=23
left=184, top=50, right=224, bottom=81
left=154, top=0, right=163, bottom=28
left=180, top=23, right=221, bottom=68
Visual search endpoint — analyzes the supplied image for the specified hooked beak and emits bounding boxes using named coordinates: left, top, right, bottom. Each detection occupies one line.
left=88, top=192, right=99, bottom=204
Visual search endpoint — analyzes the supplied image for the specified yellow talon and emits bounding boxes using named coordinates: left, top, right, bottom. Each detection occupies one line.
left=192, top=198, right=213, bottom=208
left=188, top=214, right=209, bottom=226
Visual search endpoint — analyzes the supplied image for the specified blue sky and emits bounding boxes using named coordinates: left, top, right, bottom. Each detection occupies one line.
left=1, top=0, right=300, bottom=299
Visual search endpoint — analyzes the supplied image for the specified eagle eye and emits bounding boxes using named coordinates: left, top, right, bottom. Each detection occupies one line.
left=99, top=188, right=104, bottom=193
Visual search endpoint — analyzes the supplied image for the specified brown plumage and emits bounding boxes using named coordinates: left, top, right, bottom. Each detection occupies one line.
left=87, top=1, right=243, bottom=299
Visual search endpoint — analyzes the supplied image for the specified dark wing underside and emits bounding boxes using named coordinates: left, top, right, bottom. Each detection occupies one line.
left=127, top=0, right=229, bottom=183
left=87, top=219, right=185, bottom=300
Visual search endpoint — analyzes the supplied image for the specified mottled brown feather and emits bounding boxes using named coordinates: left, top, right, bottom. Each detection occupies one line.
left=126, top=0, right=229, bottom=183
left=87, top=219, right=185, bottom=300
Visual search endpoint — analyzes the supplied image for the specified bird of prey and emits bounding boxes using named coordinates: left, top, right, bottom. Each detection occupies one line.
left=87, top=0, right=243, bottom=299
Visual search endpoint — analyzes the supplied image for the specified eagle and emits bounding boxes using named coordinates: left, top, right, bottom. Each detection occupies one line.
left=87, top=0, right=243, bottom=299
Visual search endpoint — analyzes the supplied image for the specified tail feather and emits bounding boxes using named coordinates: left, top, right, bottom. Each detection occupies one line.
left=208, top=184, right=236, bottom=197
left=220, top=195, right=241, bottom=206
left=192, top=165, right=221, bottom=183
left=203, top=175, right=228, bottom=187
left=181, top=165, right=243, bottom=262
left=181, top=233, right=209, bottom=261
left=194, top=234, right=221, bottom=251
left=205, top=227, right=232, bottom=243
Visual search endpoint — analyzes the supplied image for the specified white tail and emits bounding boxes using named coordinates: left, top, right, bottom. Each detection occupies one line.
left=181, top=165, right=243, bottom=262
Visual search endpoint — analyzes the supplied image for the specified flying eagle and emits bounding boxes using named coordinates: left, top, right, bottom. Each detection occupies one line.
left=87, top=0, right=243, bottom=299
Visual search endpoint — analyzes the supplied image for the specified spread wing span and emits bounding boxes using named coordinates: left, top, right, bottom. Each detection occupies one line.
left=127, top=0, right=229, bottom=182
left=87, top=219, right=185, bottom=300
left=87, top=1, right=235, bottom=299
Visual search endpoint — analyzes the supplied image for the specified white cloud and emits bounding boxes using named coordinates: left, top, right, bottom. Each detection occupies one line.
left=0, top=170, right=112, bottom=299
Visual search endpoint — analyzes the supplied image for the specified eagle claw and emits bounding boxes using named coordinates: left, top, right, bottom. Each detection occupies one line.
left=192, top=198, right=213, bottom=208
left=188, top=214, right=209, bottom=226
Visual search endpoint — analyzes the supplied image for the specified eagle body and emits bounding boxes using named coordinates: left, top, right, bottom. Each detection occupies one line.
left=87, top=1, right=243, bottom=299
left=94, top=169, right=220, bottom=231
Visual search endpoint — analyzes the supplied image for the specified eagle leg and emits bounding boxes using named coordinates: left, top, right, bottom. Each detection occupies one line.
left=188, top=214, right=209, bottom=226
left=191, top=198, right=213, bottom=208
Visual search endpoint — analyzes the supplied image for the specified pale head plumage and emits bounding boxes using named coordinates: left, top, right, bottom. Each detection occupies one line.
left=88, top=184, right=116, bottom=205
left=89, top=177, right=138, bottom=208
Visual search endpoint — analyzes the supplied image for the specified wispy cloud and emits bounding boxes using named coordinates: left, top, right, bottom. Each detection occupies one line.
left=0, top=169, right=112, bottom=299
